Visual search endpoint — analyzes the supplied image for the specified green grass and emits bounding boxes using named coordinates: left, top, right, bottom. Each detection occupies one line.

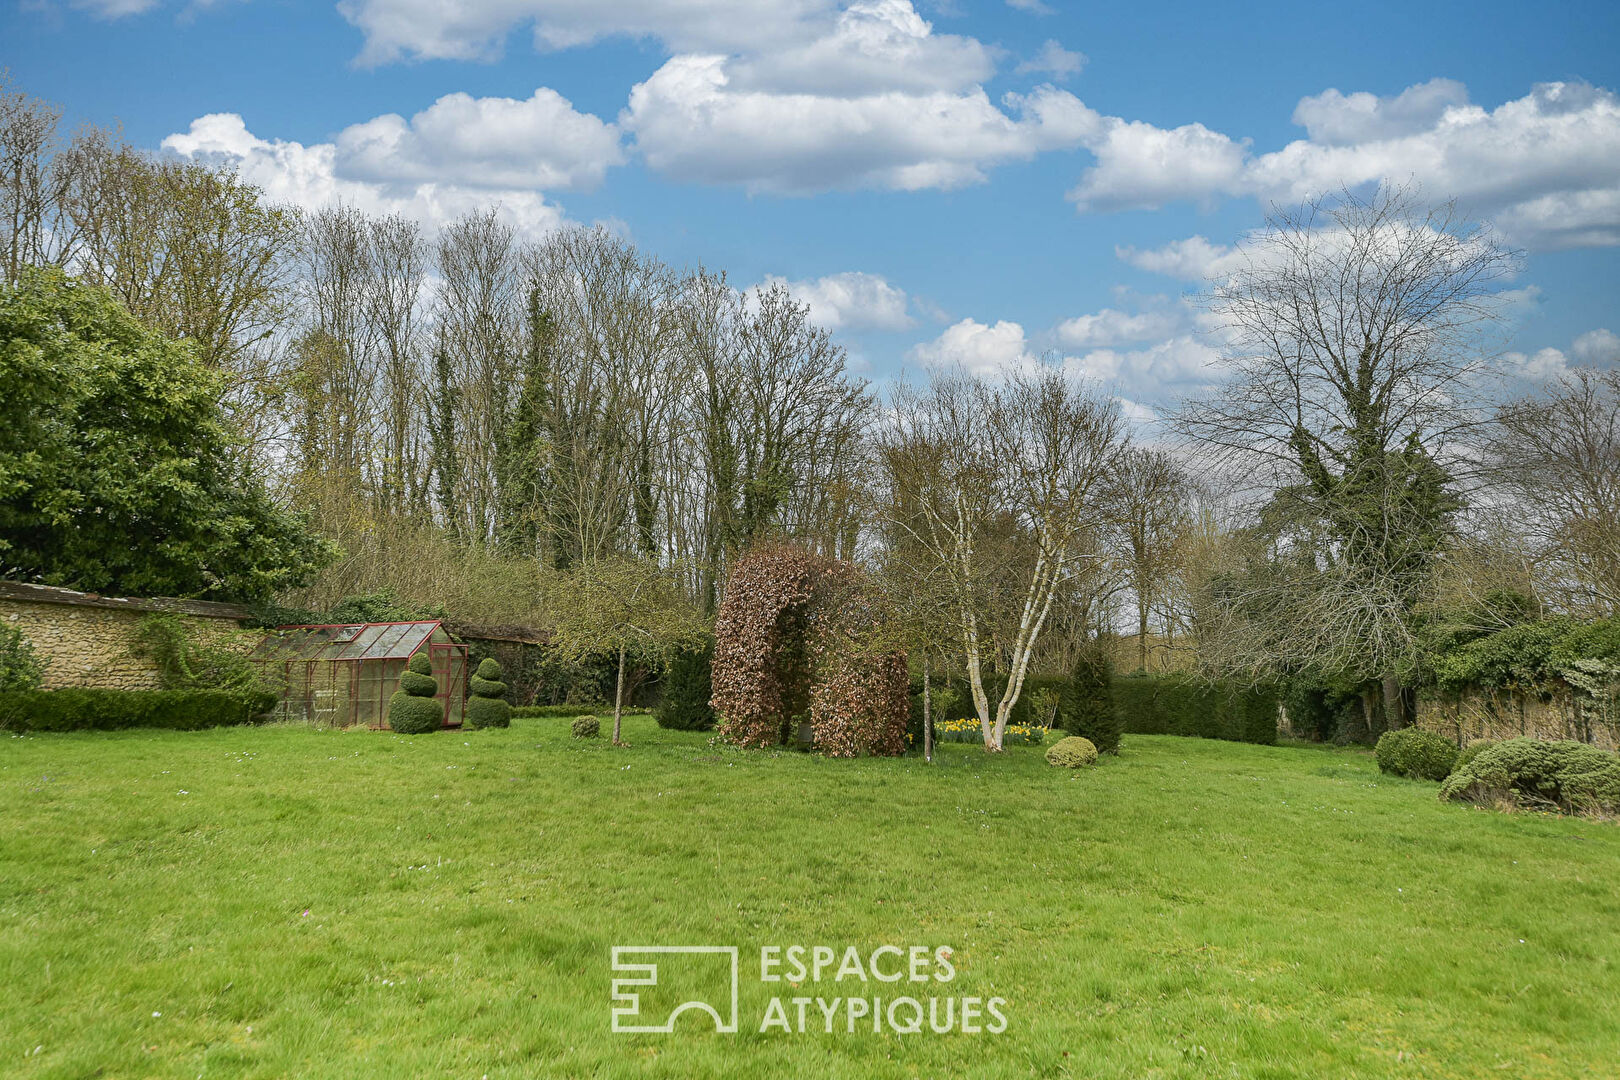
left=2, top=718, right=1618, bottom=1079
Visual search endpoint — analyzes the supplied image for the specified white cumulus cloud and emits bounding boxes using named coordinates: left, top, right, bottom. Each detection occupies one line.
left=908, top=317, right=1037, bottom=377
left=1016, top=40, right=1085, bottom=81
left=1114, top=236, right=1246, bottom=281
left=333, top=88, right=623, bottom=191
left=760, top=271, right=914, bottom=331
left=162, top=113, right=569, bottom=239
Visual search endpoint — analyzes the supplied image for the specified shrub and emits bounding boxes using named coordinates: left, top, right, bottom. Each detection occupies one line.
left=466, top=656, right=511, bottom=730
left=658, top=639, right=716, bottom=731
left=0, top=623, right=44, bottom=691
left=1374, top=728, right=1459, bottom=781
left=512, top=704, right=647, bottom=719
left=1454, top=738, right=1496, bottom=772
left=1440, top=737, right=1620, bottom=815
left=388, top=652, right=441, bottom=734
left=130, top=613, right=264, bottom=694
left=1066, top=648, right=1121, bottom=753
left=0, top=688, right=273, bottom=731
left=1046, top=736, right=1098, bottom=768
left=572, top=714, right=600, bottom=738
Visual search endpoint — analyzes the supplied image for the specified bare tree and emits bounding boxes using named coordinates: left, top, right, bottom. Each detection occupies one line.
left=880, top=365, right=1126, bottom=751
left=1492, top=367, right=1620, bottom=617
left=1106, top=446, right=1191, bottom=671
left=1177, top=186, right=1518, bottom=728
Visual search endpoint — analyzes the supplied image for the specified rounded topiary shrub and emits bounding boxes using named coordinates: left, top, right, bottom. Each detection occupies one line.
left=388, top=652, right=442, bottom=734
left=1441, top=737, right=1620, bottom=815
left=1454, top=738, right=1496, bottom=772
left=466, top=656, right=511, bottom=730
left=1046, top=735, right=1098, bottom=768
left=1374, top=728, right=1458, bottom=781
left=572, top=714, right=600, bottom=739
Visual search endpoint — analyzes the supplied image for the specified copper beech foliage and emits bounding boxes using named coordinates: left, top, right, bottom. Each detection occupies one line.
left=712, top=545, right=909, bottom=757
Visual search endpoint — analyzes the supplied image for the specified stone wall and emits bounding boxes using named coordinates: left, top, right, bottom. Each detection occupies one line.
left=1415, top=689, right=1620, bottom=753
left=0, top=582, right=254, bottom=691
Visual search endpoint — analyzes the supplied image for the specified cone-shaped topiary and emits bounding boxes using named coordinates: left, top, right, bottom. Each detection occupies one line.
left=1046, top=735, right=1098, bottom=767
left=388, top=651, right=443, bottom=734
left=1065, top=646, right=1121, bottom=753
left=657, top=639, right=716, bottom=731
left=466, top=655, right=511, bottom=729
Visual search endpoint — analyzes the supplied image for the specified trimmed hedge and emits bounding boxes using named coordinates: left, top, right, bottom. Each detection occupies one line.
left=1110, top=675, right=1278, bottom=745
left=1374, top=728, right=1459, bottom=781
left=1440, top=737, right=1620, bottom=815
left=512, top=704, right=642, bottom=719
left=0, top=688, right=275, bottom=732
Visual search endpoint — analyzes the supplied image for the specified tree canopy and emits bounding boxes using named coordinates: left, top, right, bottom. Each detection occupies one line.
left=0, top=269, right=333, bottom=600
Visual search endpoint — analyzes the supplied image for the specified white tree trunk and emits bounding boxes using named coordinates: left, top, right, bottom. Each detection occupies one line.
left=922, top=653, right=934, bottom=763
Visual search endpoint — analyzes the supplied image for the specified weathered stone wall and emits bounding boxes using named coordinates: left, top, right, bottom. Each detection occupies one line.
left=0, top=583, right=253, bottom=691
left=1415, top=690, right=1620, bottom=753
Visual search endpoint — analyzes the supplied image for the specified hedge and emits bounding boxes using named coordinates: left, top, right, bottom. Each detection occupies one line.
left=1110, top=675, right=1278, bottom=745
left=1440, top=737, right=1620, bottom=815
left=512, top=704, right=648, bottom=719
left=0, top=688, right=276, bottom=732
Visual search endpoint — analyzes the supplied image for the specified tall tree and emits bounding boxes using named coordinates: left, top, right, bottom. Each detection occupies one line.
left=1177, top=187, right=1516, bottom=729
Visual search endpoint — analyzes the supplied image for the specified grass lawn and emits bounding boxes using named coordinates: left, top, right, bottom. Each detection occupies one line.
left=3, top=718, right=1618, bottom=1079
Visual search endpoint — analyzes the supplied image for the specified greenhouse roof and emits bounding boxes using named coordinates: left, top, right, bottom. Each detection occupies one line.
left=248, top=621, right=446, bottom=663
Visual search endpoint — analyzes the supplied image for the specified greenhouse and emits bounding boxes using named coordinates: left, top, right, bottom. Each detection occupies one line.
left=248, top=621, right=469, bottom=729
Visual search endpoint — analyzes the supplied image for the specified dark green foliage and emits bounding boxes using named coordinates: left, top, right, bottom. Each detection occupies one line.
left=0, top=688, right=274, bottom=731
left=388, top=655, right=441, bottom=733
left=466, top=655, right=510, bottom=730
left=572, top=714, right=600, bottom=738
left=1045, top=735, right=1098, bottom=767
left=0, top=623, right=43, bottom=691
left=398, top=670, right=437, bottom=697
left=512, top=703, right=650, bottom=719
left=386, top=693, right=444, bottom=734
left=1066, top=649, right=1121, bottom=753
left=0, top=269, right=334, bottom=601
left=466, top=696, right=511, bottom=730
left=657, top=639, right=716, bottom=731
left=1282, top=680, right=1363, bottom=742
left=1110, top=675, right=1278, bottom=745
left=1374, top=728, right=1459, bottom=781
left=469, top=675, right=508, bottom=698
left=1440, top=737, right=1620, bottom=815
left=325, top=589, right=447, bottom=627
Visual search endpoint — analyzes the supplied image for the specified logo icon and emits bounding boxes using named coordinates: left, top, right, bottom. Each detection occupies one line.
left=610, top=946, right=739, bottom=1033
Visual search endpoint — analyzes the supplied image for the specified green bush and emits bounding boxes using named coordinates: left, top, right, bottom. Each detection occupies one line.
left=1065, top=648, right=1121, bottom=753
left=388, top=654, right=441, bottom=733
left=1375, top=728, right=1459, bottom=781
left=512, top=704, right=649, bottom=719
left=0, top=623, right=44, bottom=691
left=398, top=670, right=438, bottom=697
left=1440, top=737, right=1620, bottom=815
left=658, top=640, right=716, bottom=731
left=1282, top=681, right=1363, bottom=742
left=387, top=694, right=444, bottom=734
left=1454, top=738, right=1496, bottom=772
left=572, top=714, right=600, bottom=738
left=465, top=656, right=511, bottom=730
left=1046, top=735, right=1098, bottom=768
left=0, top=688, right=274, bottom=731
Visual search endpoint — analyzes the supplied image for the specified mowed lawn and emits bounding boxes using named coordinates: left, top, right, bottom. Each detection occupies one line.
left=3, top=719, right=1619, bottom=1079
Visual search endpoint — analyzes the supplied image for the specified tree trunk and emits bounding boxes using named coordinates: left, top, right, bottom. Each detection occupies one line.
left=1382, top=673, right=1405, bottom=730
left=1138, top=598, right=1149, bottom=672
left=613, top=642, right=626, bottom=745
left=923, top=653, right=934, bottom=764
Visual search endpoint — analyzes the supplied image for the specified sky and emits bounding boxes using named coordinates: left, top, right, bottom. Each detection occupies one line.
left=6, top=0, right=1620, bottom=413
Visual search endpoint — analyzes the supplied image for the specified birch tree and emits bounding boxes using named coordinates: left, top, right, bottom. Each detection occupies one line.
left=881, top=365, right=1126, bottom=751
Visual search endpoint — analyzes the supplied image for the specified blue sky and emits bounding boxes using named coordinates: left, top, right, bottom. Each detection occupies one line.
left=6, top=0, right=1620, bottom=408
